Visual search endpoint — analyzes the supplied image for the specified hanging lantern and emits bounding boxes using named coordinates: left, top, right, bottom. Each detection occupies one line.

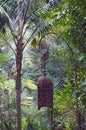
left=37, top=76, right=53, bottom=110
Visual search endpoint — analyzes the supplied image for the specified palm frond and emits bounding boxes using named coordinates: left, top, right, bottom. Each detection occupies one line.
left=0, top=6, right=13, bottom=33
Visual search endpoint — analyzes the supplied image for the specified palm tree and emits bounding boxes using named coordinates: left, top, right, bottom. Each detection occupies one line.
left=0, top=1, right=51, bottom=130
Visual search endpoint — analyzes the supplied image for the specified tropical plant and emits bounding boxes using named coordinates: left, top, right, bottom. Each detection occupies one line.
left=0, top=0, right=86, bottom=130
left=0, top=1, right=52, bottom=130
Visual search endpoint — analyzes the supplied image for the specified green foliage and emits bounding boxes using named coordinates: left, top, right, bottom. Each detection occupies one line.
left=0, top=0, right=86, bottom=130
left=0, top=79, right=15, bottom=89
left=22, top=116, right=29, bottom=130
left=0, top=53, right=8, bottom=62
left=33, top=117, right=52, bottom=130
left=23, top=79, right=37, bottom=90
left=40, top=0, right=86, bottom=53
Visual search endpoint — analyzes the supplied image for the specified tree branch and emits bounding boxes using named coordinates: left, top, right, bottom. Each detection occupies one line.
left=38, top=32, right=74, bottom=55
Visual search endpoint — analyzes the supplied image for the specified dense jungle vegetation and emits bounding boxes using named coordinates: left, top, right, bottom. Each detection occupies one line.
left=0, top=0, right=86, bottom=130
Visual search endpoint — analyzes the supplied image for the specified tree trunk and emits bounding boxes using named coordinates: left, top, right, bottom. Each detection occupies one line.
left=16, top=36, right=23, bottom=130
left=76, top=110, right=82, bottom=130
left=76, top=98, right=81, bottom=130
left=16, top=74, right=22, bottom=130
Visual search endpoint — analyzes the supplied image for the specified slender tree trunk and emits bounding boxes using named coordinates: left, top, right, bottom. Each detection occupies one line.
left=76, top=98, right=81, bottom=130
left=74, top=68, right=81, bottom=130
left=15, top=2, right=24, bottom=128
left=16, top=74, right=22, bottom=130
left=16, top=36, right=23, bottom=130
